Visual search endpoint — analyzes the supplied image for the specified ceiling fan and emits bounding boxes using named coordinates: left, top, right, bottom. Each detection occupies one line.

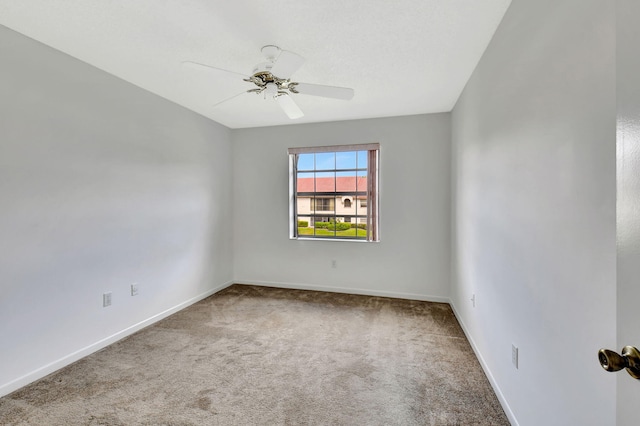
left=183, top=45, right=354, bottom=119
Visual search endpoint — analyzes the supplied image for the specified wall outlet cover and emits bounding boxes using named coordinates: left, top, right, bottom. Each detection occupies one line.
left=103, top=292, right=112, bottom=307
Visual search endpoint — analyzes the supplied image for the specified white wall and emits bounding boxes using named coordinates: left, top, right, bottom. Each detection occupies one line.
left=233, top=114, right=451, bottom=301
left=0, top=26, right=233, bottom=396
left=616, top=0, right=640, bottom=423
left=451, top=0, right=616, bottom=425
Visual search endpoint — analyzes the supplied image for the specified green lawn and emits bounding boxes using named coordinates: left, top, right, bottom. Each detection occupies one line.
left=298, top=227, right=367, bottom=238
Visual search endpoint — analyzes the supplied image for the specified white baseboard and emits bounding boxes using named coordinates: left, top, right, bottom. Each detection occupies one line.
left=449, top=301, right=518, bottom=426
left=235, top=279, right=451, bottom=303
left=0, top=280, right=233, bottom=398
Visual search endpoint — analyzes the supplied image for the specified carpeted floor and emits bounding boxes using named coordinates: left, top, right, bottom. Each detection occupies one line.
left=0, top=285, right=509, bottom=425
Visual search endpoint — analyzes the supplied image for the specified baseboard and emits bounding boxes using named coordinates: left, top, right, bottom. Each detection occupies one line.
left=235, top=279, right=451, bottom=303
left=0, top=280, right=233, bottom=398
left=449, top=301, right=519, bottom=426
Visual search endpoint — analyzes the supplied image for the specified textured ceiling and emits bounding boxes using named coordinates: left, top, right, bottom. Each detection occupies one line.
left=0, top=0, right=511, bottom=129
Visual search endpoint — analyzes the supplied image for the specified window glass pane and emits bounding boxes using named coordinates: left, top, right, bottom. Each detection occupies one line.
left=355, top=174, right=366, bottom=192
left=357, top=151, right=368, bottom=170
left=297, top=216, right=311, bottom=237
left=336, top=151, right=357, bottom=170
left=336, top=175, right=357, bottom=192
left=312, top=198, right=335, bottom=212
left=315, top=152, right=335, bottom=170
left=296, top=172, right=315, bottom=193
left=315, top=172, right=335, bottom=192
left=297, top=153, right=314, bottom=171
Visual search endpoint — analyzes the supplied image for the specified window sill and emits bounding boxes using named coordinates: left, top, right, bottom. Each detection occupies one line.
left=291, top=237, right=377, bottom=243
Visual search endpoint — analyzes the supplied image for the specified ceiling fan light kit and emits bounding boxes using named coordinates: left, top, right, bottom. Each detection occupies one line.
left=183, top=45, right=354, bottom=120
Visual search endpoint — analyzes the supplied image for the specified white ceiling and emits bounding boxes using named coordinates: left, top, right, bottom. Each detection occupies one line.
left=0, top=0, right=511, bottom=129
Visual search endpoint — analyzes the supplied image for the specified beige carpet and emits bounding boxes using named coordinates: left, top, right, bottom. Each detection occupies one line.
left=0, top=285, right=509, bottom=425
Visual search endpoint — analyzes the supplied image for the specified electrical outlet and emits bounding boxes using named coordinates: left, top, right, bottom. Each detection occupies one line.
left=470, top=293, right=476, bottom=308
left=512, top=344, right=519, bottom=369
left=103, top=292, right=112, bottom=307
left=331, top=259, right=337, bottom=268
left=131, top=283, right=139, bottom=296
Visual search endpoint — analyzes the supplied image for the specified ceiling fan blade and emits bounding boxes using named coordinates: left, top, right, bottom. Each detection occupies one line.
left=270, top=50, right=305, bottom=79
left=291, top=82, right=354, bottom=100
left=213, top=90, right=248, bottom=107
left=276, top=94, right=304, bottom=119
left=182, top=61, right=249, bottom=79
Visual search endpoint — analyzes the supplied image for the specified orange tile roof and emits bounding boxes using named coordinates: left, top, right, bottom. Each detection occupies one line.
left=297, top=176, right=367, bottom=193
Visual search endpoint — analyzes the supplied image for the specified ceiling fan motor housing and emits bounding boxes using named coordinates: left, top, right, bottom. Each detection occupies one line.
left=245, top=69, right=291, bottom=94
left=246, top=45, right=294, bottom=94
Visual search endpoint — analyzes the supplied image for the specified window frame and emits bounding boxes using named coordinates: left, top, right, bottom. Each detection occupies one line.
left=288, top=143, right=379, bottom=242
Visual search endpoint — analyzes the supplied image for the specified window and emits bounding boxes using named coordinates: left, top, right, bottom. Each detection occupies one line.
left=313, top=198, right=335, bottom=212
left=288, top=143, right=379, bottom=241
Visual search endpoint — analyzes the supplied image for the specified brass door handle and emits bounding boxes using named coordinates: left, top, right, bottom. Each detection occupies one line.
left=598, top=346, right=640, bottom=379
